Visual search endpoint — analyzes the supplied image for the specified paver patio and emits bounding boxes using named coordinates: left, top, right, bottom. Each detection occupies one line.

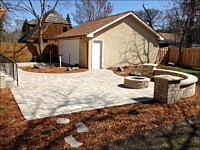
left=11, top=69, right=154, bottom=120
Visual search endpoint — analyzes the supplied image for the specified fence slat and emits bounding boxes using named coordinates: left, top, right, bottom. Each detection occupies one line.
left=159, top=47, right=200, bottom=68
left=0, top=42, right=58, bottom=62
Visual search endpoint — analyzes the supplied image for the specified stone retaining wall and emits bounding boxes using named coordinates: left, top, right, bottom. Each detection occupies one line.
left=154, top=75, right=182, bottom=104
left=142, top=64, right=198, bottom=104
left=154, top=69, right=197, bottom=99
left=142, top=63, right=158, bottom=79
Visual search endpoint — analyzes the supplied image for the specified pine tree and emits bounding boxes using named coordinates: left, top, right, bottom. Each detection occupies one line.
left=66, top=13, right=71, bottom=25
left=22, top=19, right=29, bottom=35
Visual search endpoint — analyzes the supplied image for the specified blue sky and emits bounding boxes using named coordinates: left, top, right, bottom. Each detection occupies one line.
left=61, top=0, right=168, bottom=25
left=6, top=0, right=169, bottom=31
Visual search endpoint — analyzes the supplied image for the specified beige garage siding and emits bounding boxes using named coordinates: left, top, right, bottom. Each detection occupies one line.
left=79, top=38, right=88, bottom=68
left=89, top=15, right=159, bottom=68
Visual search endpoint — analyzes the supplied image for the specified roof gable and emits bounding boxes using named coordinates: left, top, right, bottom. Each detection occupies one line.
left=19, top=10, right=70, bottom=42
left=56, top=11, right=164, bottom=40
left=29, top=10, right=69, bottom=25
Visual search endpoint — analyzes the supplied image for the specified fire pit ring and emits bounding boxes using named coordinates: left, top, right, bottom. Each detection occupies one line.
left=124, top=76, right=150, bottom=89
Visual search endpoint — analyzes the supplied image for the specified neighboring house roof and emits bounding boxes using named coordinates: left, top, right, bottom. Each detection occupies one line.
left=0, top=6, right=7, bottom=20
left=56, top=10, right=164, bottom=40
left=19, top=10, right=69, bottom=42
left=159, top=33, right=181, bottom=44
left=29, top=10, right=69, bottom=25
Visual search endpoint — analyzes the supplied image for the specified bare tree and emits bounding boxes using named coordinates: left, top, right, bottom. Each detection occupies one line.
left=1, top=0, right=62, bottom=61
left=165, top=0, right=200, bottom=65
left=135, top=6, right=164, bottom=30
left=22, top=0, right=59, bottom=61
left=73, top=0, right=113, bottom=25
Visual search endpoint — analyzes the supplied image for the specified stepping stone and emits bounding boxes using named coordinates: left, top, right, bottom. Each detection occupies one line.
left=75, top=122, right=89, bottom=133
left=64, top=135, right=83, bottom=148
left=56, top=118, right=70, bottom=124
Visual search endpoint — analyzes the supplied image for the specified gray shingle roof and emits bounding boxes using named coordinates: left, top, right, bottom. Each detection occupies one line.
left=29, top=10, right=69, bottom=25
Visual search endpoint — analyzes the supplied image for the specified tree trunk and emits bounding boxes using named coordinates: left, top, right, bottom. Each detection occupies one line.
left=177, top=45, right=183, bottom=66
left=38, top=21, right=43, bottom=62
left=186, top=0, right=195, bottom=47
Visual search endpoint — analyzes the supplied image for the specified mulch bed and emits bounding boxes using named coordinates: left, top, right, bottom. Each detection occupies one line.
left=108, top=66, right=143, bottom=77
left=19, top=66, right=88, bottom=74
left=1, top=65, right=199, bottom=149
left=0, top=85, right=200, bottom=149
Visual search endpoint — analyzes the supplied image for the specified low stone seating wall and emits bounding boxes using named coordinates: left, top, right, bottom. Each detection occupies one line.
left=154, top=69, right=198, bottom=99
left=142, top=64, right=198, bottom=104
left=154, top=75, right=183, bottom=104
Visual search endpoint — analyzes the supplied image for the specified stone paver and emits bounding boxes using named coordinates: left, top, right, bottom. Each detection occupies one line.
left=64, top=135, right=83, bottom=148
left=11, top=69, right=154, bottom=120
left=76, top=122, right=89, bottom=133
left=56, top=118, right=70, bottom=124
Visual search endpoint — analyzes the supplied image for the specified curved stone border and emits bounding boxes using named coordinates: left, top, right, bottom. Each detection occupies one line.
left=124, top=76, right=150, bottom=89
left=142, top=64, right=198, bottom=102
left=154, top=69, right=198, bottom=98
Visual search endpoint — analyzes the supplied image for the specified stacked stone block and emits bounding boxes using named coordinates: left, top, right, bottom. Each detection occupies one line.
left=142, top=63, right=158, bottom=79
left=142, top=63, right=197, bottom=104
left=124, top=76, right=150, bottom=89
left=180, top=84, right=196, bottom=98
left=154, top=75, right=183, bottom=104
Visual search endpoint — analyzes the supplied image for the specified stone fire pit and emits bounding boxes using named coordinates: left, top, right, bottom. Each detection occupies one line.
left=124, top=76, right=150, bottom=89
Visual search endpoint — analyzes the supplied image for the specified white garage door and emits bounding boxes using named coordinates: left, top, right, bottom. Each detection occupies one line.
left=92, top=40, right=103, bottom=69
left=59, top=39, right=79, bottom=65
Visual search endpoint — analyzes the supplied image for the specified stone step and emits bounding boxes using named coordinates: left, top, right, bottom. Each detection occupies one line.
left=64, top=135, right=83, bottom=148
left=56, top=118, right=70, bottom=124
left=75, top=122, right=89, bottom=133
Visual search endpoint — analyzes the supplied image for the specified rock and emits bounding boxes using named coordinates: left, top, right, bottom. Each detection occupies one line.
left=67, top=67, right=72, bottom=71
left=34, top=63, right=47, bottom=69
left=71, top=67, right=79, bottom=70
left=64, top=135, right=83, bottom=148
left=56, top=118, right=70, bottom=124
left=167, top=62, right=175, bottom=66
left=117, top=67, right=123, bottom=72
left=129, top=71, right=141, bottom=76
left=128, top=110, right=139, bottom=115
left=75, top=122, right=89, bottom=133
left=74, top=64, right=79, bottom=67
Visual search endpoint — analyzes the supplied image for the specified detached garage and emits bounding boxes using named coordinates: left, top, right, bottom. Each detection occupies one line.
left=56, top=11, right=164, bottom=69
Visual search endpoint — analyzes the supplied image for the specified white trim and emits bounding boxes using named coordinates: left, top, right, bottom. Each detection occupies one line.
left=87, top=12, right=164, bottom=41
left=91, top=39, right=104, bottom=69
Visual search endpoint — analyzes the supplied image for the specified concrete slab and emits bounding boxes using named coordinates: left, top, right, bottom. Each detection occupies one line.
left=12, top=69, right=154, bottom=120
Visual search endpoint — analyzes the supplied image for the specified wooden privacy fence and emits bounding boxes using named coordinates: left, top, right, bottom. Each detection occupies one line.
left=159, top=47, right=200, bottom=68
left=0, top=42, right=58, bottom=62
